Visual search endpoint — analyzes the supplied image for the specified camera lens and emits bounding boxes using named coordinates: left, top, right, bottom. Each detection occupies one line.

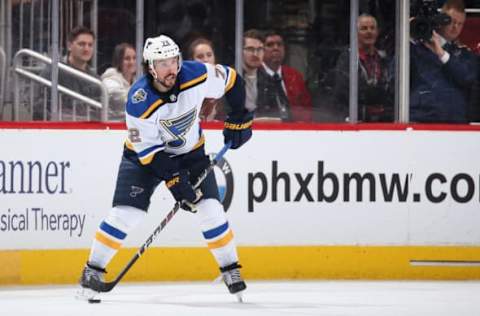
left=411, top=17, right=432, bottom=42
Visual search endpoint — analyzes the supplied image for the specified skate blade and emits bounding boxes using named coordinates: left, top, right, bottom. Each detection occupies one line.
left=75, top=287, right=100, bottom=301
left=212, top=275, right=223, bottom=284
left=235, top=291, right=245, bottom=303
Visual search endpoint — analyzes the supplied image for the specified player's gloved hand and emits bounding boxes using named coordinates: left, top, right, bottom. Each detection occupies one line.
left=181, top=189, right=203, bottom=213
left=165, top=169, right=202, bottom=212
left=223, top=117, right=253, bottom=149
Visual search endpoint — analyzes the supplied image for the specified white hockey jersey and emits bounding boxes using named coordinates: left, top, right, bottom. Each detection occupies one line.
left=124, top=61, right=238, bottom=165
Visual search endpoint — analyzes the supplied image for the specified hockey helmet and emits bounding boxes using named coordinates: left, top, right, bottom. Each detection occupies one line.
left=143, top=35, right=182, bottom=71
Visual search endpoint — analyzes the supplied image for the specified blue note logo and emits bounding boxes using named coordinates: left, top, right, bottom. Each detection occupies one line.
left=160, top=108, right=197, bottom=149
left=130, top=185, right=144, bottom=198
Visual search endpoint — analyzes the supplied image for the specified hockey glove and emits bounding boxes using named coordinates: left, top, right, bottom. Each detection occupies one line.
left=223, top=117, right=253, bottom=149
left=165, top=169, right=202, bottom=213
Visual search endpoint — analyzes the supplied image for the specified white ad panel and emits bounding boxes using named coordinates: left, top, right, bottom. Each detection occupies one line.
left=0, top=128, right=479, bottom=249
left=226, top=130, right=480, bottom=246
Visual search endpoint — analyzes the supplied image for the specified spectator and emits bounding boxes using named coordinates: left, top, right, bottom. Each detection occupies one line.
left=333, top=14, right=393, bottom=122
left=187, top=37, right=222, bottom=121
left=261, top=30, right=313, bottom=122
left=35, top=26, right=101, bottom=121
left=242, top=29, right=266, bottom=114
left=410, top=1, right=477, bottom=123
left=101, top=43, right=137, bottom=121
left=188, top=37, right=216, bottom=64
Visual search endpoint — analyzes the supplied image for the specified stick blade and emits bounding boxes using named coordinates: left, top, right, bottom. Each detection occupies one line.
left=89, top=278, right=116, bottom=293
left=88, top=298, right=102, bottom=304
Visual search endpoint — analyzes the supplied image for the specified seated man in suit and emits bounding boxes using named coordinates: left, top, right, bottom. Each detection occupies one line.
left=259, top=30, right=313, bottom=122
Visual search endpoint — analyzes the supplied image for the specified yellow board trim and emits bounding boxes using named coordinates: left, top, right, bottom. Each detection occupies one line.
left=95, top=232, right=122, bottom=250
left=2, top=246, right=480, bottom=286
left=207, top=230, right=234, bottom=249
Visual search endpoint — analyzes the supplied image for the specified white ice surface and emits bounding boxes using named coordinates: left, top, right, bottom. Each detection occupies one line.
left=1, top=280, right=479, bottom=316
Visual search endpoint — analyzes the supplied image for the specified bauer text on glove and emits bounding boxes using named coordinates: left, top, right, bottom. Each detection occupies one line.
left=165, top=170, right=200, bottom=211
left=223, top=118, right=253, bottom=149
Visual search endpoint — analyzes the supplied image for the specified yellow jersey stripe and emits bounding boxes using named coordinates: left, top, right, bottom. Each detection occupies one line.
left=207, top=230, right=234, bottom=249
left=95, top=232, right=122, bottom=250
left=192, top=134, right=205, bottom=151
left=180, top=73, right=208, bottom=91
left=139, top=152, right=156, bottom=165
left=225, top=68, right=237, bottom=92
left=125, top=139, right=134, bottom=151
left=140, top=99, right=164, bottom=119
left=127, top=138, right=203, bottom=165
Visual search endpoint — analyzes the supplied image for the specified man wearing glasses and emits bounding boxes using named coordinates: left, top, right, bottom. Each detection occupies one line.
left=242, top=29, right=266, bottom=113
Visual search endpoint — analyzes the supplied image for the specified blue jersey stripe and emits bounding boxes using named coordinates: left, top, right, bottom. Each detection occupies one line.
left=138, top=144, right=164, bottom=158
left=100, top=221, right=127, bottom=240
left=202, top=222, right=229, bottom=240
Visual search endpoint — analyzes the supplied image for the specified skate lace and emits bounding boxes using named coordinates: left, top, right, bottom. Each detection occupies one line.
left=223, top=268, right=242, bottom=285
left=85, top=266, right=103, bottom=282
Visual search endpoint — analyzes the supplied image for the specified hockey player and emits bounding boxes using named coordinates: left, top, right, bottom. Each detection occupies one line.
left=78, top=35, right=253, bottom=300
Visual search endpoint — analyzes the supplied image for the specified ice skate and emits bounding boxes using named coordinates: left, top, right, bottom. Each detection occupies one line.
left=220, top=262, right=246, bottom=302
left=76, top=263, right=106, bottom=302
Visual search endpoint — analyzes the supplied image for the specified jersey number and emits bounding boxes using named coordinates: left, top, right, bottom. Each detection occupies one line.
left=128, top=128, right=142, bottom=143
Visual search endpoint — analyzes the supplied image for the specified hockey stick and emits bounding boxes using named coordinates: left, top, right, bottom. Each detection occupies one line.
left=90, top=141, right=232, bottom=293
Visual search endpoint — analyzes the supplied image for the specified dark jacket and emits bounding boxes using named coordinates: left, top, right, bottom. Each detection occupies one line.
left=333, top=48, right=393, bottom=122
left=468, top=54, right=480, bottom=122
left=410, top=41, right=477, bottom=123
left=256, top=65, right=313, bottom=122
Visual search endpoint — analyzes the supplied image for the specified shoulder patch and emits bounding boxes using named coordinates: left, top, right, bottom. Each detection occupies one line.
left=132, top=88, right=147, bottom=103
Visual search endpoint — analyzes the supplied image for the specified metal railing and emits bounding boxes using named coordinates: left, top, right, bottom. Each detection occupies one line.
left=0, top=47, right=5, bottom=119
left=3, top=0, right=97, bottom=70
left=13, top=48, right=108, bottom=121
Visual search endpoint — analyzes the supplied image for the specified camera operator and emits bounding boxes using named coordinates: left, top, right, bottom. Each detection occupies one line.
left=410, top=0, right=477, bottom=123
